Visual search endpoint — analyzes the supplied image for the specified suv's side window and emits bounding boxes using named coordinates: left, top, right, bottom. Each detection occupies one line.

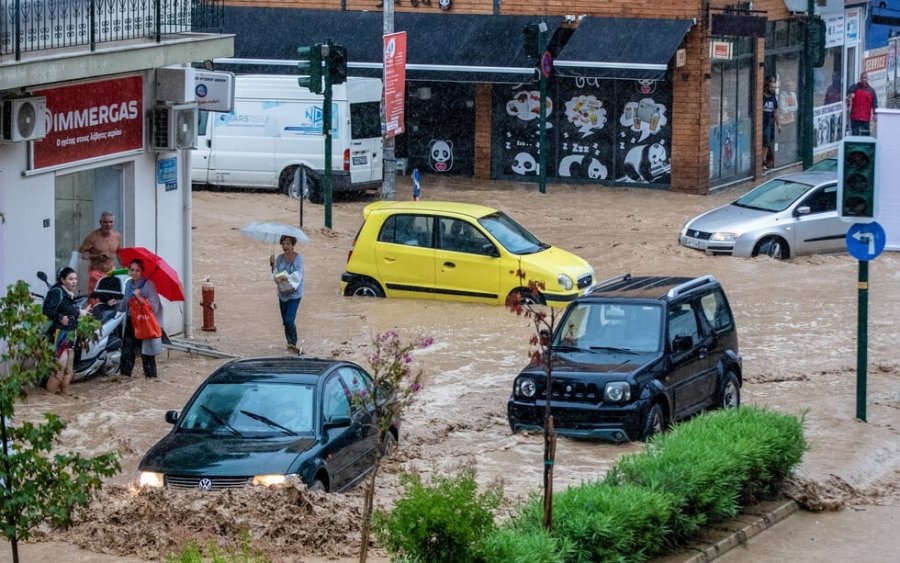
left=667, top=302, right=700, bottom=349
left=378, top=214, right=433, bottom=247
left=699, top=290, right=734, bottom=332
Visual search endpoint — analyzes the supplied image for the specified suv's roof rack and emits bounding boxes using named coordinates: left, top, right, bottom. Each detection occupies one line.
left=585, top=273, right=631, bottom=295
left=667, top=275, right=717, bottom=299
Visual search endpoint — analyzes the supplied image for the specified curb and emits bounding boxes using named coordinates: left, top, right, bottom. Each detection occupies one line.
left=654, top=499, right=800, bottom=562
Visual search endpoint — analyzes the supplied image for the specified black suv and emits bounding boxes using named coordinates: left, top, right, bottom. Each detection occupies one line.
left=507, top=274, right=741, bottom=442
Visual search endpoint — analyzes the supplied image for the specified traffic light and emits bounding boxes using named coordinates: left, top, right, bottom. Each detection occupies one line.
left=838, top=136, right=878, bottom=222
left=328, top=44, right=347, bottom=85
left=806, top=16, right=826, bottom=69
left=297, top=44, right=323, bottom=94
left=522, top=22, right=547, bottom=59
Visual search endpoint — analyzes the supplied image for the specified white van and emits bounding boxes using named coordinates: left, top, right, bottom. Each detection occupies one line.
left=192, top=75, right=383, bottom=202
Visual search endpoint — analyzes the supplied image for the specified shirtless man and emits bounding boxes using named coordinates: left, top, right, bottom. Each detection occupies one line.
left=79, top=211, right=122, bottom=295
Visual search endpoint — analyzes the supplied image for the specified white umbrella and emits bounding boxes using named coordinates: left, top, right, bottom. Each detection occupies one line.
left=240, top=222, right=310, bottom=244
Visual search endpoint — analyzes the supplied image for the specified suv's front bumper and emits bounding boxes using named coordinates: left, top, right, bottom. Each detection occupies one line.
left=507, top=397, right=650, bottom=443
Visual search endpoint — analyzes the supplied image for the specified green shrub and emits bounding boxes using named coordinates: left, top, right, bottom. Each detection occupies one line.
left=372, top=467, right=502, bottom=563
left=480, top=526, right=566, bottom=563
left=606, top=406, right=806, bottom=543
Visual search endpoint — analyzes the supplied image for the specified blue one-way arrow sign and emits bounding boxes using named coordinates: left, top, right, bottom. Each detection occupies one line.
left=846, top=221, right=886, bottom=261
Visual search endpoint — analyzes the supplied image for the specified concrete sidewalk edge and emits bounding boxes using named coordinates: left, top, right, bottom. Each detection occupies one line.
left=656, top=499, right=800, bottom=562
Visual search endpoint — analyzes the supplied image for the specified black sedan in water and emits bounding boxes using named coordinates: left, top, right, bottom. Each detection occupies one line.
left=138, top=357, right=395, bottom=492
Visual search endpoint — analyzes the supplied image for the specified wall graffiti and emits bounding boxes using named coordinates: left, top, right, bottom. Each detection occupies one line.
left=492, top=77, right=673, bottom=187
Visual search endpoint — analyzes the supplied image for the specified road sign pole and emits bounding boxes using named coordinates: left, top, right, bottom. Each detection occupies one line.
left=323, top=41, right=333, bottom=229
left=856, top=258, right=868, bottom=422
left=538, top=29, right=548, bottom=195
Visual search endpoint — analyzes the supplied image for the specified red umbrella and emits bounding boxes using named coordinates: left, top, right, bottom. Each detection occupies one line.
left=116, top=247, right=185, bottom=302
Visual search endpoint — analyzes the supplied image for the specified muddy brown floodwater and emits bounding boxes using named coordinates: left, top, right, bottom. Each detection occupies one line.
left=4, top=176, right=899, bottom=562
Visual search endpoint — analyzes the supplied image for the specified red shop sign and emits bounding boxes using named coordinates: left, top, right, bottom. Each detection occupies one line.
left=33, top=75, right=144, bottom=169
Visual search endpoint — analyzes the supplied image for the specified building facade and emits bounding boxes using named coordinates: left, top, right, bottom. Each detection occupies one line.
left=0, top=0, right=234, bottom=334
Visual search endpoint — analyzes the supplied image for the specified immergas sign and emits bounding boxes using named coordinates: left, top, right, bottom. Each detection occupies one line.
left=194, top=70, right=235, bottom=113
left=32, top=76, right=143, bottom=170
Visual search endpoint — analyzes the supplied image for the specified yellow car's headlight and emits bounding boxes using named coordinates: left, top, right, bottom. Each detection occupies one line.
left=557, top=274, right=574, bottom=291
left=139, top=471, right=164, bottom=488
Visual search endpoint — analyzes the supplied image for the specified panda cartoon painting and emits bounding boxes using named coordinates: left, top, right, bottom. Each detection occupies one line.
left=428, top=139, right=454, bottom=172
left=620, top=143, right=671, bottom=183
left=511, top=152, right=539, bottom=175
left=558, top=154, right=608, bottom=179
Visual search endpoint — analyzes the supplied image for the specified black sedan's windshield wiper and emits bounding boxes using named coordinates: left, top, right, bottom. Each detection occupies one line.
left=200, top=405, right=241, bottom=436
left=239, top=409, right=297, bottom=436
left=589, top=345, right=637, bottom=354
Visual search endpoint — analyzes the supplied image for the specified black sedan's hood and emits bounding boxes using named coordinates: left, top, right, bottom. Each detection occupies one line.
left=139, top=432, right=317, bottom=477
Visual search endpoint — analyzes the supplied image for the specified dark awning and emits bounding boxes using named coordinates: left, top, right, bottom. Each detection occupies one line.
left=554, top=17, right=693, bottom=80
left=226, top=8, right=562, bottom=83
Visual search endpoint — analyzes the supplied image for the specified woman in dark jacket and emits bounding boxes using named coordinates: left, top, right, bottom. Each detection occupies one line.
left=42, top=267, right=92, bottom=394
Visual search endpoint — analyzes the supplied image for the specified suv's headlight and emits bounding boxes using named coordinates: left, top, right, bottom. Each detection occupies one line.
left=604, top=382, right=631, bottom=403
left=138, top=471, right=164, bottom=488
left=515, top=377, right=537, bottom=398
left=710, top=232, right=738, bottom=242
left=557, top=274, right=574, bottom=291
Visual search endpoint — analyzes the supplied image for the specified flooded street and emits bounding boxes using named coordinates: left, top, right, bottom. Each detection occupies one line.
left=5, top=176, right=899, bottom=561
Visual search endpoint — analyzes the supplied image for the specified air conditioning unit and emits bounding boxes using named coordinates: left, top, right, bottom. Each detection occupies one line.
left=151, top=103, right=198, bottom=151
left=1, top=96, right=48, bottom=143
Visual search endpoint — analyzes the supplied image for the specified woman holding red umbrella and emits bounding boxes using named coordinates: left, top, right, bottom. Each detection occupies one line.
left=114, top=258, right=164, bottom=378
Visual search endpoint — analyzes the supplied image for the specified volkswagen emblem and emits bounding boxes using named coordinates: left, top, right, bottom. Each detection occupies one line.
left=198, top=478, right=213, bottom=491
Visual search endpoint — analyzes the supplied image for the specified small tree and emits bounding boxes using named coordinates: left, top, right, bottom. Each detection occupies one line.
left=354, top=329, right=432, bottom=563
left=0, top=281, right=120, bottom=563
left=506, top=273, right=564, bottom=531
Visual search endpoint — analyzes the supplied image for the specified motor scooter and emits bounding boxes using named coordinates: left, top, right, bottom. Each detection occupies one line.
left=36, top=271, right=127, bottom=382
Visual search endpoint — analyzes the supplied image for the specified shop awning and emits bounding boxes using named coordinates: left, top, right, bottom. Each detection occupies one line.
left=228, top=8, right=563, bottom=83
left=553, top=17, right=693, bottom=80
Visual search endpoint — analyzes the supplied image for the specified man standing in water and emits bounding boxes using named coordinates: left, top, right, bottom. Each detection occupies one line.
left=79, top=211, right=122, bottom=295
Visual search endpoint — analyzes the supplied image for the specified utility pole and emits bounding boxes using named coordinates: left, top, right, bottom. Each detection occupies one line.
left=382, top=1, right=396, bottom=200
left=523, top=22, right=550, bottom=194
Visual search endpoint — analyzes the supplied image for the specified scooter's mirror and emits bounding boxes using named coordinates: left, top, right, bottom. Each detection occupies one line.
left=37, top=271, right=48, bottom=284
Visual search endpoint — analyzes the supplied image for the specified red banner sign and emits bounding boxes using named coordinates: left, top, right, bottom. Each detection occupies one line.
left=383, top=32, right=407, bottom=139
left=33, top=76, right=144, bottom=169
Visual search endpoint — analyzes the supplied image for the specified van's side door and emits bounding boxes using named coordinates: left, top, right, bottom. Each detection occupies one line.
left=206, top=99, right=277, bottom=188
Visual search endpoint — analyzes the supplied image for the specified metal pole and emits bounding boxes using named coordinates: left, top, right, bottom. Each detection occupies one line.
left=538, top=28, right=548, bottom=194
left=856, top=259, right=868, bottom=422
left=802, top=0, right=815, bottom=169
left=324, top=41, right=333, bottom=229
left=382, top=1, right=396, bottom=200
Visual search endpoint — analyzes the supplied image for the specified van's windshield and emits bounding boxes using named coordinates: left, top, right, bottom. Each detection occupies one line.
left=351, top=102, right=381, bottom=139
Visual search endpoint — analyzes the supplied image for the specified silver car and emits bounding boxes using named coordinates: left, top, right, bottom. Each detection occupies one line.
left=679, top=172, right=847, bottom=259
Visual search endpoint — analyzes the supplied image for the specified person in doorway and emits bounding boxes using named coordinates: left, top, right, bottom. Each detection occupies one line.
left=114, top=259, right=163, bottom=378
left=272, top=235, right=304, bottom=355
left=78, top=211, right=122, bottom=296
left=762, top=76, right=781, bottom=170
left=824, top=71, right=843, bottom=104
left=846, top=72, right=878, bottom=136
left=43, top=267, right=93, bottom=394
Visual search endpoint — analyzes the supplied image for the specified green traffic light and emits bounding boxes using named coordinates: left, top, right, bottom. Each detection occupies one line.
left=297, top=44, right=324, bottom=94
left=839, top=139, right=877, bottom=220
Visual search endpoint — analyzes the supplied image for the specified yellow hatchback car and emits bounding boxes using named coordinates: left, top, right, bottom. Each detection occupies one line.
left=340, top=201, right=595, bottom=306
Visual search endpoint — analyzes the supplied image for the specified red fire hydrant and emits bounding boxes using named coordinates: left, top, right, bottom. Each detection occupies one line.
left=201, top=278, right=217, bottom=332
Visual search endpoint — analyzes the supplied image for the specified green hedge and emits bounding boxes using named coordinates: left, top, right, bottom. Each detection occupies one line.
left=376, top=406, right=806, bottom=563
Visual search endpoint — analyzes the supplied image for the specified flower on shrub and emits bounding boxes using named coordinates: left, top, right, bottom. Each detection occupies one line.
left=352, top=329, right=433, bottom=440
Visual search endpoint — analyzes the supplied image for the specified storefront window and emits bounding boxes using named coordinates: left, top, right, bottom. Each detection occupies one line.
left=710, top=37, right=753, bottom=185
left=764, top=21, right=803, bottom=168
left=812, top=46, right=844, bottom=151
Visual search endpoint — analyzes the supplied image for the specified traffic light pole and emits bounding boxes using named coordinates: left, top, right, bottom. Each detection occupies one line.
left=538, top=30, right=548, bottom=195
left=856, top=259, right=869, bottom=421
left=802, top=0, right=815, bottom=169
left=323, top=41, right=334, bottom=229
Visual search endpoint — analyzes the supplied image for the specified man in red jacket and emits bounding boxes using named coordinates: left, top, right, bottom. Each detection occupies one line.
left=846, top=72, right=878, bottom=136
